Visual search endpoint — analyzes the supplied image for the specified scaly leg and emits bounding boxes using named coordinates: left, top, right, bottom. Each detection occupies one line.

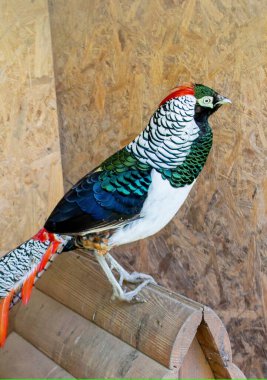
left=94, top=251, right=156, bottom=302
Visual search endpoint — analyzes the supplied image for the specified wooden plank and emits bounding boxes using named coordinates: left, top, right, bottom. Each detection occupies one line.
left=178, top=337, right=214, bottom=379
left=0, top=0, right=63, bottom=257
left=12, top=289, right=174, bottom=379
left=36, top=252, right=203, bottom=370
left=0, top=332, right=74, bottom=378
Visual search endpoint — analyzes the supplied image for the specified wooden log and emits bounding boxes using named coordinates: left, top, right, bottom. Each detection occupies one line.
left=36, top=251, right=203, bottom=371
left=0, top=332, right=74, bottom=378
left=34, top=251, right=245, bottom=378
left=12, top=289, right=174, bottom=379
left=178, top=337, right=214, bottom=379
left=9, top=251, right=245, bottom=378
left=197, top=307, right=246, bottom=379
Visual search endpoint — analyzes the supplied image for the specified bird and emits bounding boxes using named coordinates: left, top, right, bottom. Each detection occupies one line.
left=0, top=82, right=230, bottom=347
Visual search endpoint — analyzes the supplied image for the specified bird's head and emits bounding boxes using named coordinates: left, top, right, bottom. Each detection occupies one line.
left=194, top=83, right=231, bottom=121
left=160, top=83, right=231, bottom=121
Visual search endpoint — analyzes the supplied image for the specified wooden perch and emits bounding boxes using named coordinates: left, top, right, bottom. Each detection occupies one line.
left=0, top=332, right=73, bottom=378
left=11, top=289, right=173, bottom=378
left=6, top=251, right=245, bottom=379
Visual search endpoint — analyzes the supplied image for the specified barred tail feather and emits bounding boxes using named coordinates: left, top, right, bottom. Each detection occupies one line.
left=0, top=228, right=68, bottom=346
left=9, top=247, right=60, bottom=310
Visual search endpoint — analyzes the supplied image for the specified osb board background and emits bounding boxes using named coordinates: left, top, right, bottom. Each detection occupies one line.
left=48, top=0, right=267, bottom=377
left=0, top=0, right=64, bottom=255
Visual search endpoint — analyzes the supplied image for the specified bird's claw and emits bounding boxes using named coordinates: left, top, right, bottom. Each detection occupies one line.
left=111, top=278, right=153, bottom=303
left=127, top=272, right=157, bottom=286
left=111, top=289, right=146, bottom=304
left=94, top=252, right=155, bottom=304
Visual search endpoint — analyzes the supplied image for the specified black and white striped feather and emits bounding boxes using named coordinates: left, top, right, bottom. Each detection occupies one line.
left=126, top=95, right=199, bottom=169
left=0, top=239, right=50, bottom=298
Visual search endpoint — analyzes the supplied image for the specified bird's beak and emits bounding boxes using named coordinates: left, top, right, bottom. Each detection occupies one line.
left=214, top=94, right=232, bottom=106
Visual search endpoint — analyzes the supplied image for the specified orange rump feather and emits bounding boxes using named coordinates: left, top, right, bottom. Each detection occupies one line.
left=38, top=241, right=60, bottom=272
left=21, top=240, right=60, bottom=305
left=0, top=290, right=14, bottom=347
left=21, top=268, right=38, bottom=305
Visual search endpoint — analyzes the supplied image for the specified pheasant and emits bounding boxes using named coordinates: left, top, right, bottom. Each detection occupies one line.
left=0, top=83, right=230, bottom=346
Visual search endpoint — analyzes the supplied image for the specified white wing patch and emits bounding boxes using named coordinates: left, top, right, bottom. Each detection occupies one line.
left=126, top=95, right=199, bottom=170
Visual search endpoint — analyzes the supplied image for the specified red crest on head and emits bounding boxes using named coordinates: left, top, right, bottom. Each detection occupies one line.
left=159, top=83, right=195, bottom=106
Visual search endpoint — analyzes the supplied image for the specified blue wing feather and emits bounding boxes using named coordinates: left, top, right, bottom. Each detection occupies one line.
left=45, top=150, right=152, bottom=234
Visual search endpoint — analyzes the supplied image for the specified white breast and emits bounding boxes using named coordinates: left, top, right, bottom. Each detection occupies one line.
left=109, top=170, right=195, bottom=247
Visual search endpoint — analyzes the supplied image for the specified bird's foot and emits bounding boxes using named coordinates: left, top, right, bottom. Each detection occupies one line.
left=94, top=252, right=156, bottom=303
left=111, top=278, right=153, bottom=303
left=106, top=253, right=157, bottom=287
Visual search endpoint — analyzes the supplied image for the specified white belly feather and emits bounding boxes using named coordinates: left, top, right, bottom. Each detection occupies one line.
left=109, top=169, right=195, bottom=247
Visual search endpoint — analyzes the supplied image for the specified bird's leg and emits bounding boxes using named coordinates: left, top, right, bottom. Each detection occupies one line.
left=105, top=253, right=156, bottom=287
left=94, top=251, right=156, bottom=302
left=93, top=251, right=124, bottom=300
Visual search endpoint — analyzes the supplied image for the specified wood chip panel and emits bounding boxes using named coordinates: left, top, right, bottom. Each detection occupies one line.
left=0, top=0, right=63, bottom=256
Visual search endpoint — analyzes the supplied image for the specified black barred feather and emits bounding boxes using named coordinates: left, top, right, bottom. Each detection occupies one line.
left=0, top=239, right=50, bottom=298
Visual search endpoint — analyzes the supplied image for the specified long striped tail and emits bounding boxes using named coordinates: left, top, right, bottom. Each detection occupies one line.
left=0, top=228, right=70, bottom=347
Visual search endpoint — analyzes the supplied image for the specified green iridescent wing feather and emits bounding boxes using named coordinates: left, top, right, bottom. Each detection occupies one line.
left=99, top=148, right=151, bottom=195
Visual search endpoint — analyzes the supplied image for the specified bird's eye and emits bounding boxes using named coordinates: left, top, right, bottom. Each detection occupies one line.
left=203, top=97, right=211, bottom=103
left=197, top=96, right=213, bottom=108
